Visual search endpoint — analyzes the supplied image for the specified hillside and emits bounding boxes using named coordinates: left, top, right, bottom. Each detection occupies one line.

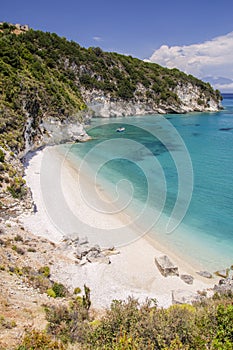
left=0, top=23, right=233, bottom=350
left=0, top=22, right=222, bottom=155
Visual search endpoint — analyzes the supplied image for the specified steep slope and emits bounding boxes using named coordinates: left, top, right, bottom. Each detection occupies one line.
left=0, top=23, right=222, bottom=155
left=0, top=23, right=222, bottom=214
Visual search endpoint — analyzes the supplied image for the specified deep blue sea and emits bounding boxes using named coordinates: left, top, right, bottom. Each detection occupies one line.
left=65, top=95, right=233, bottom=271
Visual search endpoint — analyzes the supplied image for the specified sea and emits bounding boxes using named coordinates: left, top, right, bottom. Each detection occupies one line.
left=61, top=94, right=233, bottom=272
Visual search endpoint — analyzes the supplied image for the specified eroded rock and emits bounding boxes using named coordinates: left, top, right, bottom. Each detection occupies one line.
left=196, top=271, right=213, bottom=279
left=155, top=255, right=179, bottom=277
left=180, top=274, right=194, bottom=285
left=172, top=289, right=201, bottom=305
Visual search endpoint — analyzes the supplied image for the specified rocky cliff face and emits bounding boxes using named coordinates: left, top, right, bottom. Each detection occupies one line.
left=80, top=83, right=221, bottom=118
left=22, top=115, right=91, bottom=157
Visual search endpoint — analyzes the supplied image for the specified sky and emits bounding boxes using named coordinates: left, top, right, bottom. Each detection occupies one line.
left=1, top=0, right=233, bottom=91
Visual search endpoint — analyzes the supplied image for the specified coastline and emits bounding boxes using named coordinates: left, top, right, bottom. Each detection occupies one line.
left=21, top=145, right=217, bottom=309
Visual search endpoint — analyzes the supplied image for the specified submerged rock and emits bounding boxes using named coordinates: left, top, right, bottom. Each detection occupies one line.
left=155, top=255, right=179, bottom=277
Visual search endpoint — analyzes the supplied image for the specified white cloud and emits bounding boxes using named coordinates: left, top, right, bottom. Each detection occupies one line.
left=93, top=36, right=102, bottom=42
left=147, top=32, right=233, bottom=92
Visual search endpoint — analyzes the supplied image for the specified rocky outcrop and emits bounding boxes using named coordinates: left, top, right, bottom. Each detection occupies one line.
left=196, top=271, right=213, bottom=279
left=174, top=83, right=220, bottom=112
left=0, top=148, right=33, bottom=219
left=155, top=255, right=179, bottom=277
left=214, top=278, right=233, bottom=295
left=172, top=290, right=201, bottom=305
left=180, top=274, right=194, bottom=285
left=58, top=235, right=119, bottom=265
left=22, top=113, right=91, bottom=158
left=81, top=82, right=221, bottom=118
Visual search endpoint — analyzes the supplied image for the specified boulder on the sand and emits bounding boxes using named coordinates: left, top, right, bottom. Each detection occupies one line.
left=75, top=244, right=91, bottom=259
left=215, top=269, right=229, bottom=278
left=196, top=271, right=213, bottom=279
left=180, top=274, right=194, bottom=285
left=172, top=289, right=201, bottom=305
left=214, top=278, right=233, bottom=294
left=155, top=255, right=179, bottom=277
left=79, top=236, right=89, bottom=245
left=87, top=255, right=111, bottom=264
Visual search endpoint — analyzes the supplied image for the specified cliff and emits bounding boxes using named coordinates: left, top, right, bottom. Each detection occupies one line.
left=0, top=23, right=222, bottom=156
left=0, top=23, right=222, bottom=214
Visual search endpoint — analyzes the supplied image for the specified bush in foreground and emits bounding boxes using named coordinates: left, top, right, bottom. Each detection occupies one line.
left=16, top=293, right=233, bottom=350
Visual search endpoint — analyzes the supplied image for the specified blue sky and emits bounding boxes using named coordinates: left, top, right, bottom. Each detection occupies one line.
left=2, top=0, right=233, bottom=91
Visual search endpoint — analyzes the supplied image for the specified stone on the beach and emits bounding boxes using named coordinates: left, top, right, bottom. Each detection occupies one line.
left=215, top=269, right=229, bottom=278
left=155, top=255, right=179, bottom=277
left=86, top=249, right=100, bottom=260
left=79, top=236, right=89, bottom=245
left=172, top=290, right=200, bottom=305
left=87, top=256, right=111, bottom=264
left=75, top=244, right=91, bottom=259
left=90, top=244, right=101, bottom=253
left=180, top=274, right=194, bottom=285
left=196, top=271, right=213, bottom=279
left=214, top=278, right=233, bottom=294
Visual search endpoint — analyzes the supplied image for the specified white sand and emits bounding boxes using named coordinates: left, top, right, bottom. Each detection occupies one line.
left=21, top=145, right=217, bottom=309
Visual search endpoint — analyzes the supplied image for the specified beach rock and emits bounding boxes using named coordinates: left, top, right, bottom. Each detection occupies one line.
left=180, top=274, right=194, bottom=285
left=215, top=269, right=229, bottom=278
left=214, top=278, right=233, bottom=294
left=79, top=236, right=89, bottom=245
left=155, top=255, right=179, bottom=277
left=75, top=245, right=91, bottom=259
left=196, top=271, right=213, bottom=279
left=172, top=290, right=201, bottom=305
left=87, top=255, right=111, bottom=264
left=86, top=250, right=101, bottom=260
left=102, top=249, right=120, bottom=257
left=90, top=244, right=101, bottom=253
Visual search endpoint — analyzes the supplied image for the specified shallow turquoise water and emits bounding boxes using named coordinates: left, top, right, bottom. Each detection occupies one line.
left=65, top=97, right=233, bottom=271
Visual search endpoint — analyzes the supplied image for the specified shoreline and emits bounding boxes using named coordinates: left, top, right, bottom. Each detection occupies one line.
left=21, top=145, right=218, bottom=309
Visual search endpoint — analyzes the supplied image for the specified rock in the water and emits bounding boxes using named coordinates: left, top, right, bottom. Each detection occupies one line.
left=180, top=274, right=194, bottom=285
left=196, top=271, right=213, bottom=279
left=172, top=290, right=201, bottom=305
left=215, top=269, right=229, bottom=278
left=155, top=255, right=179, bottom=277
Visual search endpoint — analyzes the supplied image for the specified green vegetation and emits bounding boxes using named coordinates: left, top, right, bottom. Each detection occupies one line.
left=0, top=149, right=5, bottom=162
left=16, top=293, right=233, bottom=349
left=0, top=23, right=220, bottom=155
left=0, top=23, right=221, bottom=203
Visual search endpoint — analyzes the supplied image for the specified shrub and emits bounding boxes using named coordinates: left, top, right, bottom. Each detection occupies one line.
left=12, top=245, right=25, bottom=255
left=0, top=149, right=4, bottom=162
left=38, top=266, right=51, bottom=278
left=45, top=297, right=90, bottom=344
left=47, top=288, right=56, bottom=298
left=14, top=234, right=23, bottom=242
left=52, top=282, right=67, bottom=298
left=74, top=287, right=81, bottom=294
left=27, top=247, right=36, bottom=252
left=17, top=329, right=65, bottom=349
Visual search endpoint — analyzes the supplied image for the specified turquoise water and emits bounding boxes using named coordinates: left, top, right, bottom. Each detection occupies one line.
left=64, top=96, right=233, bottom=271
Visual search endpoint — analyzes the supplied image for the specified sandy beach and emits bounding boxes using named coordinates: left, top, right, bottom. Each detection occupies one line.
left=21, top=145, right=217, bottom=309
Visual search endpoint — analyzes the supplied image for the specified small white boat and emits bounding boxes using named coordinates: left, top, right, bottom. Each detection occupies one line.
left=116, top=127, right=125, bottom=132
